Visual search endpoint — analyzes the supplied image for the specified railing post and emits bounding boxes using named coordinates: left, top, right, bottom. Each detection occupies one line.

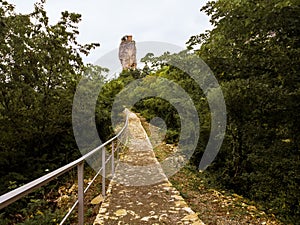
left=117, top=140, right=120, bottom=161
left=102, top=147, right=106, bottom=197
left=0, top=112, right=129, bottom=224
left=77, top=162, right=84, bottom=225
left=111, top=141, right=115, bottom=177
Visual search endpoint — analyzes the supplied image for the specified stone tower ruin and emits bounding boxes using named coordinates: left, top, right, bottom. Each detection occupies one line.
left=119, top=35, right=137, bottom=70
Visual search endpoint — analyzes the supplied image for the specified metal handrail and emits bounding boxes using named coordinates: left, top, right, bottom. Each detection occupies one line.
left=0, top=112, right=129, bottom=225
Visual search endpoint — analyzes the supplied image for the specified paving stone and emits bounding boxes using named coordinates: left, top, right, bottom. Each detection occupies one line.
left=91, top=195, right=104, bottom=205
left=93, top=111, right=204, bottom=225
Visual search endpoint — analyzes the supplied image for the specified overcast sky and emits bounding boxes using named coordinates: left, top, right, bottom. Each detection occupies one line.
left=9, top=0, right=212, bottom=65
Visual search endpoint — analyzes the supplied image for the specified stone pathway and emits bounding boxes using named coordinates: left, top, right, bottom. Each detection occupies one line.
left=93, top=110, right=205, bottom=225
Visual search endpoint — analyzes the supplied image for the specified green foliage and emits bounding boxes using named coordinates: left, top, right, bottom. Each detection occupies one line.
left=187, top=0, right=300, bottom=223
left=0, top=0, right=99, bottom=223
left=96, top=73, right=128, bottom=141
left=137, top=52, right=211, bottom=151
left=188, top=0, right=300, bottom=85
left=0, top=176, right=75, bottom=224
left=1, top=0, right=299, bottom=223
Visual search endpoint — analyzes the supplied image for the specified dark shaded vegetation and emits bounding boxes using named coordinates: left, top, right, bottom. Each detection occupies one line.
left=97, top=0, right=300, bottom=223
left=0, top=0, right=299, bottom=224
left=188, top=1, right=300, bottom=223
left=0, top=0, right=100, bottom=223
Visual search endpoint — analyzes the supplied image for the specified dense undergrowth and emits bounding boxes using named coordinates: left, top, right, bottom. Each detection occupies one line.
left=1, top=0, right=299, bottom=224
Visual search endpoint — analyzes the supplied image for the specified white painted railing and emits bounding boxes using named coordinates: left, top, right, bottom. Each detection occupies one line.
left=0, top=113, right=129, bottom=225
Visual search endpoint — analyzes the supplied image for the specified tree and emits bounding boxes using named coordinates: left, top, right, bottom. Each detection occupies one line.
left=188, top=0, right=299, bottom=84
left=187, top=0, right=300, bottom=223
left=0, top=0, right=99, bottom=194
